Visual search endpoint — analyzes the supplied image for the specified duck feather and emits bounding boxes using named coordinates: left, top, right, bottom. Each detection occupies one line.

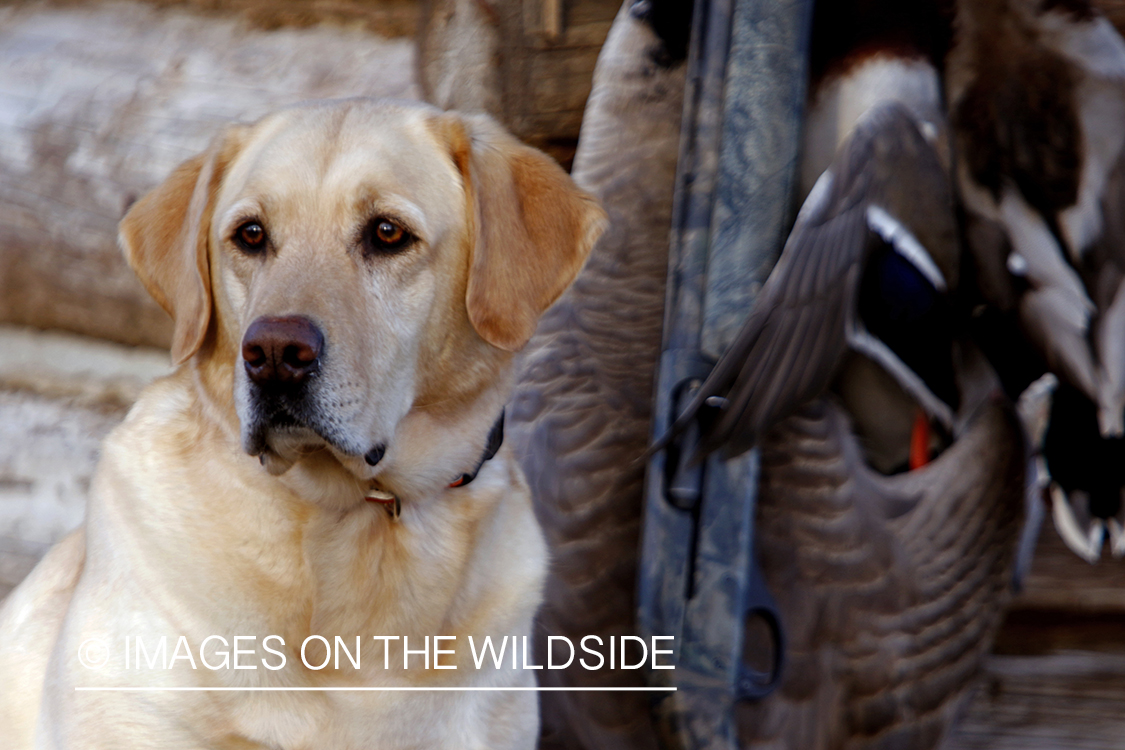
left=665, top=103, right=957, bottom=459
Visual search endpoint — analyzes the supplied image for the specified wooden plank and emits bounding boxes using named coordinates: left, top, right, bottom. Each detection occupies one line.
left=518, top=109, right=585, bottom=142
left=531, top=73, right=599, bottom=114
left=1013, top=521, right=1125, bottom=613
left=542, top=0, right=563, bottom=40
left=0, top=1, right=418, bottom=348
left=0, top=0, right=419, bottom=37
left=946, top=520, right=1125, bottom=747
left=528, top=45, right=601, bottom=77
left=559, top=20, right=613, bottom=48
left=565, top=0, right=618, bottom=27
left=946, top=652, right=1125, bottom=750
left=419, top=0, right=615, bottom=147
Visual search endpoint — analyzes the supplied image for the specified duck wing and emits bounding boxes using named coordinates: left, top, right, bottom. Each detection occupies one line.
left=665, top=103, right=955, bottom=459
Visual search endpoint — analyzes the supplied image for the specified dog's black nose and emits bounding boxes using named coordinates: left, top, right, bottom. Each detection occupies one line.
left=242, top=316, right=324, bottom=387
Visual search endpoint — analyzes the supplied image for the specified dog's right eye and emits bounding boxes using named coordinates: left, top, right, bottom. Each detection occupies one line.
left=363, top=217, right=414, bottom=255
left=234, top=221, right=267, bottom=253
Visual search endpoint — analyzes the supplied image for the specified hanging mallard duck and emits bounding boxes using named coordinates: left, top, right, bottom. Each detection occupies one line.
left=947, top=0, right=1125, bottom=560
left=659, top=42, right=1032, bottom=750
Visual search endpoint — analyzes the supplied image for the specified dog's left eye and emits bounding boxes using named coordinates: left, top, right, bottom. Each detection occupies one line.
left=234, top=221, right=268, bottom=253
left=365, top=218, right=413, bottom=253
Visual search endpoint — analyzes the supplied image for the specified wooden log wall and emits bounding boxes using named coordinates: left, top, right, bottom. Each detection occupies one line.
left=0, top=0, right=418, bottom=348
left=417, top=0, right=619, bottom=165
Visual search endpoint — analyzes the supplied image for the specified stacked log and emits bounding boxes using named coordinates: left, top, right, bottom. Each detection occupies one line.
left=0, top=0, right=418, bottom=347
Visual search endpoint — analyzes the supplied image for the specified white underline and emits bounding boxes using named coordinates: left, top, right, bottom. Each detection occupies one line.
left=74, top=686, right=676, bottom=692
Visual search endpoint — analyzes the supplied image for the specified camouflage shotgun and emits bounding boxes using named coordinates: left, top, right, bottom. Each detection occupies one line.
left=639, top=0, right=814, bottom=746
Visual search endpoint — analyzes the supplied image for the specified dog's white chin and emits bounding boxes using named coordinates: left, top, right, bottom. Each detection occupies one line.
left=254, top=429, right=386, bottom=489
left=251, top=426, right=332, bottom=476
left=259, top=449, right=296, bottom=476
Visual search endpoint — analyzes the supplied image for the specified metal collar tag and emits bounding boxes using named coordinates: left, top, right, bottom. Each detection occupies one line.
left=364, top=488, right=401, bottom=520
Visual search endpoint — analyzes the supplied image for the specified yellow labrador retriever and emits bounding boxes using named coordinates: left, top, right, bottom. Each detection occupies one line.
left=0, top=98, right=605, bottom=749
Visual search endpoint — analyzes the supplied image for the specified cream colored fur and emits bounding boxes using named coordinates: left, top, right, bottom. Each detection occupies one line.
left=0, top=98, right=605, bottom=750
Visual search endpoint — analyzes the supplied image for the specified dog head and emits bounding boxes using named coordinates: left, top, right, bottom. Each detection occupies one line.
left=120, top=99, right=605, bottom=488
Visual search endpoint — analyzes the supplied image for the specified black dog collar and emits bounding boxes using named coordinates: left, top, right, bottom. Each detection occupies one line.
left=448, top=410, right=505, bottom=488
left=364, top=410, right=505, bottom=520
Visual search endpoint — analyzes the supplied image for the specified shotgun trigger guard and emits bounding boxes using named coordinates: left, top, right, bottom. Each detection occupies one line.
left=663, top=356, right=716, bottom=511
left=736, top=559, right=785, bottom=701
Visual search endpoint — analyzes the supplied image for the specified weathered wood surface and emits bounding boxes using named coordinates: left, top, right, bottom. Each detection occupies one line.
left=0, top=389, right=121, bottom=601
left=0, top=324, right=170, bottom=600
left=0, top=1, right=418, bottom=348
left=940, top=520, right=1125, bottom=749
left=417, top=0, right=617, bottom=164
left=0, top=0, right=420, bottom=35
left=1013, top=522, right=1125, bottom=613
left=947, top=652, right=1125, bottom=750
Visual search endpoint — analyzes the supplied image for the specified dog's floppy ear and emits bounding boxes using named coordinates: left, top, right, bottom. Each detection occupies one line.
left=440, top=113, right=607, bottom=351
left=120, top=128, right=243, bottom=365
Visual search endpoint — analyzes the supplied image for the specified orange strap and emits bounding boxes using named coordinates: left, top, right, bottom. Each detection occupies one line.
left=909, top=409, right=931, bottom=471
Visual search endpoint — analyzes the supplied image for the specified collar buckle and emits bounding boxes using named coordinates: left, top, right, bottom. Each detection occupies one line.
left=364, top=488, right=401, bottom=520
